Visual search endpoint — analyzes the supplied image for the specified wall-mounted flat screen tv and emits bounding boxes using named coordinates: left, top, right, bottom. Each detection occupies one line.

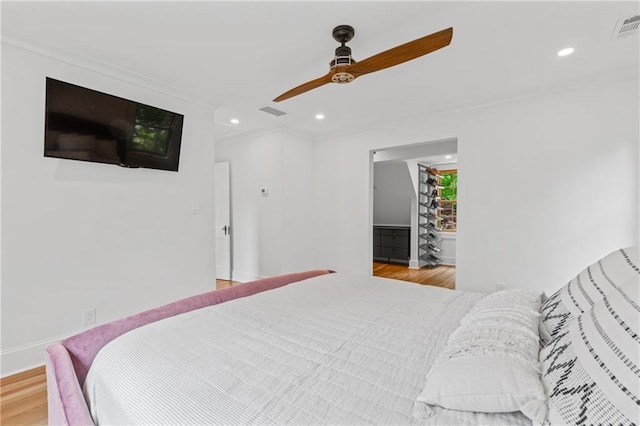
left=44, top=78, right=184, bottom=172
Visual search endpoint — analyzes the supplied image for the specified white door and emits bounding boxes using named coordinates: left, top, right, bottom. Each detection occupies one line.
left=215, top=162, right=231, bottom=280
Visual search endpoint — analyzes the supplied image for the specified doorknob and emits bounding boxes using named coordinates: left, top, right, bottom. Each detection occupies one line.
left=222, top=225, right=230, bottom=235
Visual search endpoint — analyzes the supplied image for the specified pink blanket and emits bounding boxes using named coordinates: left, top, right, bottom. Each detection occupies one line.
left=45, top=270, right=332, bottom=425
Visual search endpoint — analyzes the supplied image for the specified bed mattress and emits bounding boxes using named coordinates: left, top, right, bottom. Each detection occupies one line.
left=84, top=273, right=531, bottom=425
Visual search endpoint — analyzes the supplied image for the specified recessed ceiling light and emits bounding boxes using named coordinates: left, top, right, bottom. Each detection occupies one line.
left=315, top=113, right=325, bottom=120
left=557, top=47, right=574, bottom=57
left=445, top=155, right=452, bottom=159
left=230, top=118, right=240, bottom=125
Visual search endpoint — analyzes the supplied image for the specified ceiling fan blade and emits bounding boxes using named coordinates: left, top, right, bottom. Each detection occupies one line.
left=347, top=27, right=453, bottom=77
left=273, top=72, right=334, bottom=102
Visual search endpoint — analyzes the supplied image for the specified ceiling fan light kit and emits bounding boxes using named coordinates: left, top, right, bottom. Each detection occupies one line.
left=273, top=25, right=453, bottom=102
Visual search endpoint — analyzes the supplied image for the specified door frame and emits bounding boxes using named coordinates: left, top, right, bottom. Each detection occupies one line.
left=214, top=162, right=232, bottom=280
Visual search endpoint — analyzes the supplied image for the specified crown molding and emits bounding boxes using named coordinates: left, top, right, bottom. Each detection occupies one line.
left=215, top=124, right=314, bottom=144
left=316, top=65, right=639, bottom=142
left=2, top=37, right=218, bottom=111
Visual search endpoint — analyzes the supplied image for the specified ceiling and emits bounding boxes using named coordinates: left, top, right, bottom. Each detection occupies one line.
left=2, top=1, right=638, bottom=141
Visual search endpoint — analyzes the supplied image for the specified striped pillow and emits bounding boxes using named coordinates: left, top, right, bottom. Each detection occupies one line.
left=539, top=247, right=639, bottom=343
left=540, top=276, right=639, bottom=425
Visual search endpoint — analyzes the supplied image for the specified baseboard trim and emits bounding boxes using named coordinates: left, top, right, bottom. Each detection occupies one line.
left=408, top=259, right=420, bottom=269
left=231, top=271, right=266, bottom=283
left=1, top=332, right=74, bottom=377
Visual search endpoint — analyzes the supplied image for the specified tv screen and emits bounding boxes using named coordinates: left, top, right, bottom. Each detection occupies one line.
left=44, top=78, right=184, bottom=172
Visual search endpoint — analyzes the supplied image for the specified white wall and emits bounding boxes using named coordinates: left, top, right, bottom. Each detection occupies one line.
left=437, top=234, right=457, bottom=266
left=313, top=77, right=639, bottom=295
left=405, top=159, right=420, bottom=268
left=1, top=44, right=217, bottom=376
left=373, top=162, right=413, bottom=226
left=215, top=131, right=315, bottom=282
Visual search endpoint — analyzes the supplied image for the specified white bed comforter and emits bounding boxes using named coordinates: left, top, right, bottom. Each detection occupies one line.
left=84, top=273, right=531, bottom=425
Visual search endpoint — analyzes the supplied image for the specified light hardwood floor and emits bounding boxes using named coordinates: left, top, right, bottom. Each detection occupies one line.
left=219, top=266, right=456, bottom=290
left=1, top=366, right=47, bottom=426
left=2, top=269, right=452, bottom=425
left=373, top=261, right=456, bottom=289
left=215, top=279, right=241, bottom=289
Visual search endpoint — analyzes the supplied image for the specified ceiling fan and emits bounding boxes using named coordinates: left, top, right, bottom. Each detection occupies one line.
left=273, top=25, right=453, bottom=102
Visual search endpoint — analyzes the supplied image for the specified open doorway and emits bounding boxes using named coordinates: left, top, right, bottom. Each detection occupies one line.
left=371, top=138, right=458, bottom=289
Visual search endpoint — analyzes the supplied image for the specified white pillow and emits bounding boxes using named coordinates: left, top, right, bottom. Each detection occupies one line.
left=416, top=289, right=548, bottom=423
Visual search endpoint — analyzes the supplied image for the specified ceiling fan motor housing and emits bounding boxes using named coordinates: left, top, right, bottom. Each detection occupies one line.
left=330, top=45, right=355, bottom=67
left=330, top=25, right=356, bottom=83
left=330, top=47, right=356, bottom=83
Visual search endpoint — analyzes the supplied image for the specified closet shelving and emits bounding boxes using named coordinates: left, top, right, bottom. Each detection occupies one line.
left=418, top=164, right=443, bottom=267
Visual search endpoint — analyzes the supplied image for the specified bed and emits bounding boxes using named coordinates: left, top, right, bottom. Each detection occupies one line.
left=46, top=247, right=639, bottom=426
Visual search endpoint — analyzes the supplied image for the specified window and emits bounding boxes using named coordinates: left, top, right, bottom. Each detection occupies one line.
left=439, top=169, right=457, bottom=232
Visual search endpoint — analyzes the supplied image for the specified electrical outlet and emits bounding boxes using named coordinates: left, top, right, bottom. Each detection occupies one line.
left=83, top=308, right=96, bottom=326
left=496, top=282, right=507, bottom=292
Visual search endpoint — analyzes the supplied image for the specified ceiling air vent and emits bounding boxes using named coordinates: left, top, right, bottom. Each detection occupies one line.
left=612, top=14, right=640, bottom=41
left=258, top=106, right=287, bottom=117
